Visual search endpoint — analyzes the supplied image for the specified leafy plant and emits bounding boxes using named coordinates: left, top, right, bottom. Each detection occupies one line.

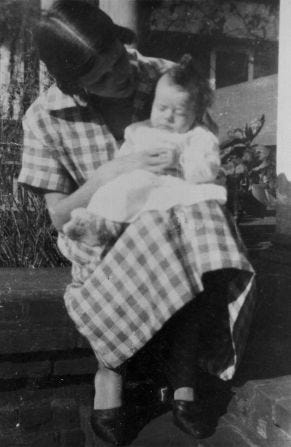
left=220, top=114, right=266, bottom=166
left=0, top=145, right=69, bottom=268
left=0, top=1, right=61, bottom=268
left=219, top=115, right=276, bottom=218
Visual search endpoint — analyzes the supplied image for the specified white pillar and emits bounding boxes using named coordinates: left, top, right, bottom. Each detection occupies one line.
left=277, top=0, right=291, bottom=182
left=275, top=0, right=291, bottom=238
left=247, top=49, right=254, bottom=82
left=209, top=50, right=216, bottom=90
left=39, top=0, right=55, bottom=91
left=41, top=0, right=54, bottom=10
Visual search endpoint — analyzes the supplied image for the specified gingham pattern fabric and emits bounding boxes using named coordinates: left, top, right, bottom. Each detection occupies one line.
left=18, top=50, right=174, bottom=194
left=18, top=49, right=255, bottom=381
left=62, top=200, right=255, bottom=381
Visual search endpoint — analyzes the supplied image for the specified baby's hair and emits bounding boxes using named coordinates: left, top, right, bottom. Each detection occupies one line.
left=166, top=54, right=214, bottom=123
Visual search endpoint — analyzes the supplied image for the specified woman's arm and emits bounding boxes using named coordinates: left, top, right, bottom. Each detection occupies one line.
left=45, top=147, right=174, bottom=231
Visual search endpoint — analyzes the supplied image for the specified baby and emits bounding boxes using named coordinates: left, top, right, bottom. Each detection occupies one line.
left=63, top=54, right=226, bottom=246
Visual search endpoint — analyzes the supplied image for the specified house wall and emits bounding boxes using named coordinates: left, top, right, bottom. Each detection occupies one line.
left=150, top=0, right=278, bottom=41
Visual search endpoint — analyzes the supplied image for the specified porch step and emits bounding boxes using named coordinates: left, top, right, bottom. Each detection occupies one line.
left=201, top=418, right=259, bottom=447
left=222, top=376, right=291, bottom=447
left=103, top=377, right=291, bottom=447
left=124, top=411, right=258, bottom=447
left=201, top=416, right=291, bottom=447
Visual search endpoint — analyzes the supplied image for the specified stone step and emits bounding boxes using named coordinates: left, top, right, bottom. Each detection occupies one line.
left=108, top=410, right=261, bottom=447
left=226, top=376, right=291, bottom=446
left=201, top=417, right=259, bottom=447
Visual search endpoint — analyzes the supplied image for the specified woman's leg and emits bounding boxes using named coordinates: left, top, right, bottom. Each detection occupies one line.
left=161, top=300, right=200, bottom=400
left=94, top=363, right=123, bottom=409
left=153, top=300, right=214, bottom=439
left=138, top=268, right=237, bottom=396
left=150, top=269, right=237, bottom=439
left=91, top=363, right=126, bottom=445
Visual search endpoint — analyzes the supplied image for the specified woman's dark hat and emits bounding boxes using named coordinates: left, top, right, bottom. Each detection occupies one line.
left=35, top=2, right=136, bottom=83
left=49, top=1, right=135, bottom=49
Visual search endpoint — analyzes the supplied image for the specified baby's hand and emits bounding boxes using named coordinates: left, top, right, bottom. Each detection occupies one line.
left=63, top=208, right=100, bottom=246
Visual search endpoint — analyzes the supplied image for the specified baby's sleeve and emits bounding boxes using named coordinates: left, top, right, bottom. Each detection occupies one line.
left=118, top=121, right=152, bottom=157
left=181, top=127, right=220, bottom=184
left=117, top=123, right=142, bottom=157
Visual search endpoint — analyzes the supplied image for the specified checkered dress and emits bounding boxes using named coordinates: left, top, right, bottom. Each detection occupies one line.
left=19, top=50, right=173, bottom=194
left=19, top=50, right=255, bottom=381
left=62, top=202, right=255, bottom=381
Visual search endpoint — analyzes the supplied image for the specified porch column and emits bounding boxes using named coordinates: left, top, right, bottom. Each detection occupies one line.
left=41, top=0, right=54, bottom=10
left=39, top=0, right=55, bottom=90
left=275, top=0, right=291, bottom=244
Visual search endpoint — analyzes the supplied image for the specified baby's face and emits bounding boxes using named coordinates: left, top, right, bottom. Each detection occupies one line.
left=150, top=74, right=196, bottom=133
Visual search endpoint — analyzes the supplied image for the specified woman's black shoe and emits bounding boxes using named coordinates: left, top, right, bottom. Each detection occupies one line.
left=172, top=399, right=214, bottom=439
left=91, top=407, right=126, bottom=446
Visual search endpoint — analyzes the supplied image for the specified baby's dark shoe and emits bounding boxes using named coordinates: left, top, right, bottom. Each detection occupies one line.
left=172, top=399, right=215, bottom=439
left=91, top=406, right=126, bottom=446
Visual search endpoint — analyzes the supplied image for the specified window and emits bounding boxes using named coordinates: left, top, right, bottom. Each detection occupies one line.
left=215, top=50, right=249, bottom=88
left=254, top=45, right=278, bottom=79
left=210, top=41, right=278, bottom=89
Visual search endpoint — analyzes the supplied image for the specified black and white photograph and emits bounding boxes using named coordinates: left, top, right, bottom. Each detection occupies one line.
left=0, top=1, right=288, bottom=446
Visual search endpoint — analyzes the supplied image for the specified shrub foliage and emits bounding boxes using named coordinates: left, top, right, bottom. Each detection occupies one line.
left=0, top=189, right=69, bottom=268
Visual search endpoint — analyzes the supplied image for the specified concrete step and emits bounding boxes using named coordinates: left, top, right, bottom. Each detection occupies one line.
left=201, top=416, right=260, bottom=447
left=227, top=376, right=291, bottom=446
left=136, top=412, right=259, bottom=447
left=84, top=379, right=291, bottom=447
left=108, top=376, right=291, bottom=447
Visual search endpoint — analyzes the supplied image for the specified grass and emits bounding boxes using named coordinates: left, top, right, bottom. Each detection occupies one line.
left=0, top=189, right=70, bottom=268
left=0, top=143, right=70, bottom=268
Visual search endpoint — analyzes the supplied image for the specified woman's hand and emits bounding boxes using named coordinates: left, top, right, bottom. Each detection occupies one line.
left=45, top=148, right=175, bottom=232
left=115, top=147, right=176, bottom=176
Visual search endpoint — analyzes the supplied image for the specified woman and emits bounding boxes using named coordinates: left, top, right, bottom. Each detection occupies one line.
left=18, top=1, right=255, bottom=445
